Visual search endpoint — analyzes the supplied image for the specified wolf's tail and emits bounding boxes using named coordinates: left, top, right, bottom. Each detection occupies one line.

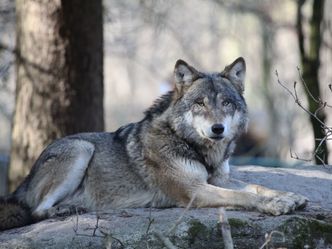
left=0, top=196, right=33, bottom=231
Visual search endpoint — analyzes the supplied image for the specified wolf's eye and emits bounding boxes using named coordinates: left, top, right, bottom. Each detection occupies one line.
left=195, top=99, right=205, bottom=107
left=222, top=100, right=231, bottom=106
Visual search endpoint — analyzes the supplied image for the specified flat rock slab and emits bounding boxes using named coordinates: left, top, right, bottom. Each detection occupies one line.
left=233, top=165, right=332, bottom=211
left=0, top=165, right=331, bottom=249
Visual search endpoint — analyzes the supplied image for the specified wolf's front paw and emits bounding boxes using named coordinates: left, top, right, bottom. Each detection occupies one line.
left=283, top=192, right=308, bottom=210
left=257, top=196, right=297, bottom=216
left=47, top=205, right=86, bottom=218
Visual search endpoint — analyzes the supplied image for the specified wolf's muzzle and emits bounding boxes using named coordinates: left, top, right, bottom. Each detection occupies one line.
left=211, top=124, right=224, bottom=135
left=210, top=124, right=225, bottom=140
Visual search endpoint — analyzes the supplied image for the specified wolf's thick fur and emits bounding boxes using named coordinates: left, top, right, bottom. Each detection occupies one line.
left=0, top=58, right=307, bottom=230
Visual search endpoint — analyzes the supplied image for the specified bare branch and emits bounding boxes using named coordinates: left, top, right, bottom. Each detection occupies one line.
left=297, top=67, right=332, bottom=108
left=314, top=102, right=326, bottom=117
left=275, top=70, right=297, bottom=99
left=167, top=193, right=196, bottom=236
left=72, top=208, right=79, bottom=234
left=259, top=230, right=285, bottom=249
left=153, top=231, right=177, bottom=249
left=276, top=70, right=332, bottom=166
left=276, top=70, right=327, bottom=129
left=92, top=215, right=100, bottom=236
left=148, top=194, right=196, bottom=249
left=72, top=212, right=124, bottom=248
left=218, top=208, right=234, bottom=249
left=293, top=81, right=300, bottom=103
left=99, top=230, right=124, bottom=248
left=145, top=208, right=155, bottom=235
left=297, top=67, right=319, bottom=103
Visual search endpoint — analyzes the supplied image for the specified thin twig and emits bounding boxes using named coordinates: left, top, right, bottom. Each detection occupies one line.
left=275, top=70, right=296, bottom=99
left=99, top=230, right=125, bottom=248
left=275, top=70, right=327, bottom=128
left=293, top=81, right=300, bottom=103
left=218, top=208, right=234, bottom=249
left=167, top=193, right=196, bottom=236
left=92, top=215, right=100, bottom=236
left=297, top=67, right=332, bottom=108
left=145, top=192, right=157, bottom=234
left=259, top=230, right=285, bottom=249
left=314, top=136, right=328, bottom=155
left=314, top=102, right=327, bottom=117
left=276, top=70, right=332, bottom=166
left=150, top=194, right=196, bottom=249
left=72, top=212, right=124, bottom=247
left=297, top=66, right=319, bottom=103
left=153, top=231, right=177, bottom=249
left=145, top=211, right=155, bottom=234
left=144, top=203, right=155, bottom=249
left=72, top=207, right=79, bottom=234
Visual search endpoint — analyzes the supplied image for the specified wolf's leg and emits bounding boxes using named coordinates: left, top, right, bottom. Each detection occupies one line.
left=192, top=183, right=298, bottom=215
left=208, top=161, right=307, bottom=210
left=222, top=178, right=306, bottom=209
left=169, top=180, right=298, bottom=215
left=159, top=159, right=299, bottom=215
left=31, top=140, right=94, bottom=218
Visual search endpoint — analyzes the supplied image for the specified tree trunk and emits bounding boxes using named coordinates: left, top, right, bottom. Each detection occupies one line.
left=297, top=0, right=328, bottom=164
left=261, top=21, right=281, bottom=159
left=9, top=0, right=104, bottom=191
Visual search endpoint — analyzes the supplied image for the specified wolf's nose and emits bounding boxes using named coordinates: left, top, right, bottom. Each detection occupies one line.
left=211, top=124, right=225, bottom=135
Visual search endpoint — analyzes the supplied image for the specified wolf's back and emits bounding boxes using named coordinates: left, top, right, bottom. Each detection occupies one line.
left=0, top=196, right=33, bottom=231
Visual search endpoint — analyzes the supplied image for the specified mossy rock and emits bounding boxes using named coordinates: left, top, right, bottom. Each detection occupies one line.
left=277, top=216, right=332, bottom=249
left=228, top=218, right=261, bottom=236
left=185, top=219, right=223, bottom=249
left=180, top=216, right=332, bottom=249
left=183, top=218, right=264, bottom=249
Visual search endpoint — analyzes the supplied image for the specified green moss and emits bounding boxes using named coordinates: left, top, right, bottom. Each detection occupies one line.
left=187, top=220, right=209, bottom=244
left=279, top=217, right=332, bottom=248
left=186, top=219, right=225, bottom=249
left=227, top=218, right=261, bottom=238
left=228, top=218, right=249, bottom=229
left=307, top=220, right=332, bottom=243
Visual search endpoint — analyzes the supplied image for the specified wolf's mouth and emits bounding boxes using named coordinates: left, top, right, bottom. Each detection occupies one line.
left=209, top=135, right=224, bottom=140
left=199, top=129, right=224, bottom=141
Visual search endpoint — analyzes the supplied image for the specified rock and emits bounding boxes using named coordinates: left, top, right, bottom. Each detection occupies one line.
left=0, top=165, right=331, bottom=249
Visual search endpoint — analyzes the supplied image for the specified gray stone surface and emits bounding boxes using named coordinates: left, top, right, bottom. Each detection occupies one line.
left=0, top=165, right=331, bottom=249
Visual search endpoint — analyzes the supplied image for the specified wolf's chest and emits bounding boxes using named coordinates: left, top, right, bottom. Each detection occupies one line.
left=201, top=143, right=229, bottom=170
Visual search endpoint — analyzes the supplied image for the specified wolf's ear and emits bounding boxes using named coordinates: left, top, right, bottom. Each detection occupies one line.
left=174, top=59, right=199, bottom=94
left=222, top=57, right=246, bottom=93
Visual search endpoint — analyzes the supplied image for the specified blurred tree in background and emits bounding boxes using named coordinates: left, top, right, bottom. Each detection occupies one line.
left=297, top=0, right=328, bottom=164
left=9, top=0, right=104, bottom=190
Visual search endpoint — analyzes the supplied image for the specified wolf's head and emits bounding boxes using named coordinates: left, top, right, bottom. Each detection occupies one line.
left=170, top=58, right=248, bottom=146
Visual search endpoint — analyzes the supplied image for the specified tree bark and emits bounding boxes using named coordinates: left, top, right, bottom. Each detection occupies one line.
left=9, top=0, right=104, bottom=191
left=297, top=0, right=328, bottom=164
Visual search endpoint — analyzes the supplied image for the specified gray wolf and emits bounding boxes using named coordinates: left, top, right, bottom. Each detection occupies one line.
left=0, top=58, right=307, bottom=231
